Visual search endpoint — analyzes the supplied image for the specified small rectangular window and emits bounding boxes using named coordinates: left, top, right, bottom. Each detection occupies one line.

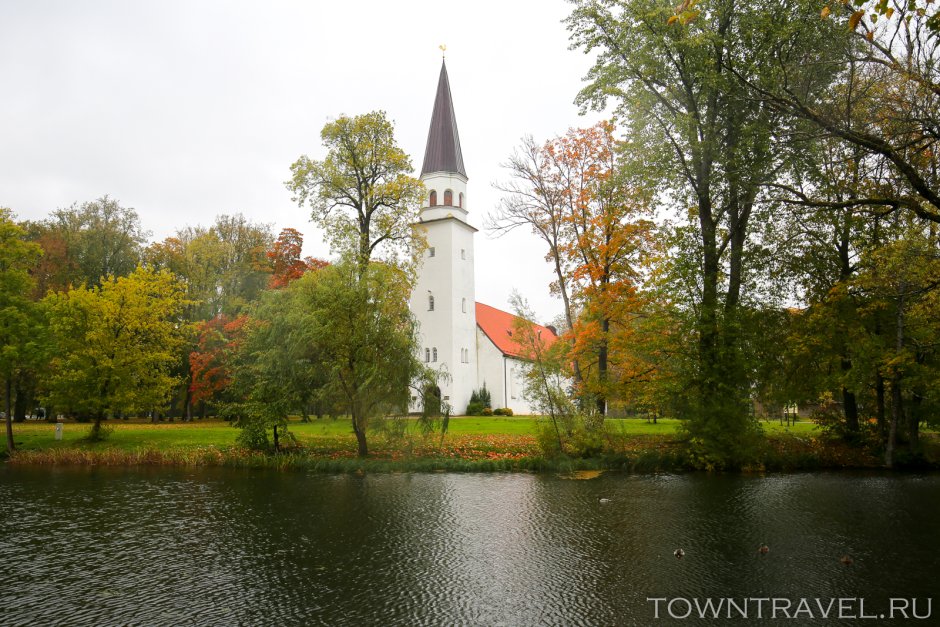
left=429, top=247, right=435, bottom=257
left=460, top=249, right=466, bottom=260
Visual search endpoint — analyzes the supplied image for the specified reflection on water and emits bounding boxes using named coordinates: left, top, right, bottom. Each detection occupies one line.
left=1, top=468, right=937, bottom=626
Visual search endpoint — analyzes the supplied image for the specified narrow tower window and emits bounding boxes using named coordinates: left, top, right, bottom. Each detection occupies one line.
left=429, top=247, right=435, bottom=257
left=460, top=249, right=466, bottom=260
left=429, top=190, right=437, bottom=206
left=444, top=189, right=453, bottom=206
left=428, top=294, right=435, bottom=311
left=425, top=348, right=430, bottom=363
left=462, top=298, right=466, bottom=313
left=432, top=347, right=438, bottom=362
left=459, top=192, right=464, bottom=208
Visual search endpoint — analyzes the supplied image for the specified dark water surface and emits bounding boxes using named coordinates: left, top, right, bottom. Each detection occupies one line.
left=1, top=467, right=938, bottom=626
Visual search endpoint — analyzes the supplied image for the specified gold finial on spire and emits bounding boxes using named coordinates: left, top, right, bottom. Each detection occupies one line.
left=439, top=44, right=447, bottom=58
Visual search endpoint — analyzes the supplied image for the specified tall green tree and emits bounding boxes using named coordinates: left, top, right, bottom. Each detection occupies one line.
left=748, top=1, right=940, bottom=221
left=223, top=274, right=333, bottom=450
left=46, top=196, right=148, bottom=288
left=145, top=214, right=273, bottom=319
left=292, top=258, right=426, bottom=456
left=44, top=267, right=190, bottom=438
left=287, top=111, right=425, bottom=275
left=1, top=209, right=42, bottom=453
left=850, top=229, right=940, bottom=466
left=568, top=0, right=835, bottom=463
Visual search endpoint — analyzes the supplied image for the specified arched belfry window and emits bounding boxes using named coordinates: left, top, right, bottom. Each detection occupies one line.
left=432, top=347, right=438, bottom=362
left=459, top=192, right=464, bottom=208
left=444, top=190, right=453, bottom=206
left=425, top=348, right=430, bottom=363
left=429, top=190, right=437, bottom=206
left=428, top=294, right=435, bottom=311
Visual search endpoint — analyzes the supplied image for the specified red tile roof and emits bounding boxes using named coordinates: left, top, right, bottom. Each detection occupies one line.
left=475, top=302, right=558, bottom=359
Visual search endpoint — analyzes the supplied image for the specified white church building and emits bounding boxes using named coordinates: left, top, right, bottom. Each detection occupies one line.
left=409, top=61, right=558, bottom=416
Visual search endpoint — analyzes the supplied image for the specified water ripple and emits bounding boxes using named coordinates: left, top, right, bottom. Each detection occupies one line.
left=1, top=468, right=938, bottom=625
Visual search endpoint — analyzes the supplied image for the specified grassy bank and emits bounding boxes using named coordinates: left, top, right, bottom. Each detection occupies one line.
left=4, top=416, right=936, bottom=472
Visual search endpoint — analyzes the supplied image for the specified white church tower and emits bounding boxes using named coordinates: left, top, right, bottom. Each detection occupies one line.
left=410, top=60, right=478, bottom=414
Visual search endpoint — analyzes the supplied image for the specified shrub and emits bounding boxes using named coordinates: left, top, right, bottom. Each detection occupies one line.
left=482, top=407, right=493, bottom=416
left=479, top=384, right=492, bottom=409
left=465, top=401, right=485, bottom=416
left=492, top=407, right=514, bottom=416
left=569, top=428, right=605, bottom=458
left=535, top=421, right=563, bottom=457
left=466, top=385, right=494, bottom=415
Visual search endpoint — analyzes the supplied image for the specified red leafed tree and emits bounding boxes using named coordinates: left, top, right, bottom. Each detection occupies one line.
left=267, top=228, right=328, bottom=288
left=189, top=314, right=249, bottom=407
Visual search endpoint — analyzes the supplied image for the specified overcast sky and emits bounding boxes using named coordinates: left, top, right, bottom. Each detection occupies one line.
left=0, top=0, right=605, bottom=322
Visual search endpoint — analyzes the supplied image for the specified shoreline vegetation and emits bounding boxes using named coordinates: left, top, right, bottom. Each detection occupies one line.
left=4, top=417, right=938, bottom=473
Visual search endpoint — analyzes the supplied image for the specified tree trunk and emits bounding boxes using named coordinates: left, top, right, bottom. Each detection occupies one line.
left=840, top=358, right=859, bottom=433
left=273, top=425, right=280, bottom=452
left=352, top=414, right=368, bottom=457
left=909, top=390, right=922, bottom=454
left=886, top=286, right=905, bottom=468
left=909, top=351, right=926, bottom=453
left=5, top=376, right=14, bottom=453
left=886, top=374, right=902, bottom=468
left=875, top=371, right=886, bottom=437
left=595, top=317, right=609, bottom=416
left=841, top=387, right=859, bottom=434
left=698, top=199, right=721, bottom=409
left=183, top=384, right=192, bottom=422
left=90, top=415, right=104, bottom=441
left=13, top=377, right=29, bottom=422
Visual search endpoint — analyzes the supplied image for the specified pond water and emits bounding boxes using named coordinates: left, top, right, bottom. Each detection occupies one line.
left=1, top=467, right=937, bottom=626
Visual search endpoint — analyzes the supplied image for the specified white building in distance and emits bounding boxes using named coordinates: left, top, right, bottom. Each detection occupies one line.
left=409, top=61, right=558, bottom=415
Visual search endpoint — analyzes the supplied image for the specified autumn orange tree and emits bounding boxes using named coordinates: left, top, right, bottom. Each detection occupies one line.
left=491, top=121, right=653, bottom=415
left=266, top=227, right=328, bottom=289
left=555, top=123, right=654, bottom=415
left=189, top=314, right=250, bottom=415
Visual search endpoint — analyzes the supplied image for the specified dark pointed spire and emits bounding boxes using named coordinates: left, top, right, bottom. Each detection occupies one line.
left=421, top=61, right=467, bottom=178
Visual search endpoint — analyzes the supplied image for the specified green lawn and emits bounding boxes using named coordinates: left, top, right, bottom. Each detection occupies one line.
left=8, top=415, right=938, bottom=472
left=8, top=415, right=822, bottom=452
